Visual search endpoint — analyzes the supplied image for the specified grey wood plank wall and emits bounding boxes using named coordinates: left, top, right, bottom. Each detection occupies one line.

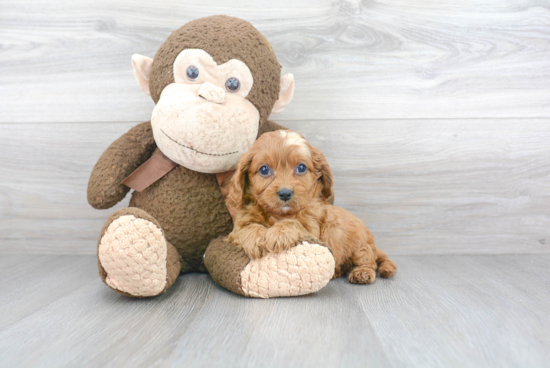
left=0, top=0, right=549, bottom=254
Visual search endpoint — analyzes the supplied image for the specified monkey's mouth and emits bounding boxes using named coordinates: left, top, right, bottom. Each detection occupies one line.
left=160, top=128, right=239, bottom=157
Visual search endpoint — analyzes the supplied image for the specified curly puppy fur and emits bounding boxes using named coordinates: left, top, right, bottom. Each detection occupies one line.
left=227, top=131, right=397, bottom=284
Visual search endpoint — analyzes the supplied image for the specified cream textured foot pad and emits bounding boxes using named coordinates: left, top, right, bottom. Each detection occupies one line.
left=98, top=215, right=167, bottom=297
left=240, top=242, right=335, bottom=299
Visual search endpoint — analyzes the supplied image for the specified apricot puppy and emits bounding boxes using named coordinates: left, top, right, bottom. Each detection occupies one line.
left=226, top=130, right=397, bottom=284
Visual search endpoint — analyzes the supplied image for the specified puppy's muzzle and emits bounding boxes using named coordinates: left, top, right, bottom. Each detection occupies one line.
left=277, top=188, right=293, bottom=202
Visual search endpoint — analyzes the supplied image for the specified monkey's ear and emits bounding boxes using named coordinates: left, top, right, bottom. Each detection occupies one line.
left=131, top=54, right=154, bottom=96
left=271, top=73, right=295, bottom=114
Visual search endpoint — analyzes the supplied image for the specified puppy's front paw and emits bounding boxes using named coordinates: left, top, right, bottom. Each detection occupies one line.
left=262, top=223, right=301, bottom=254
left=348, top=266, right=376, bottom=284
left=241, top=240, right=264, bottom=260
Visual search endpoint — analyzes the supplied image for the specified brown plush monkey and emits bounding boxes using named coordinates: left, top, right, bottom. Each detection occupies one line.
left=88, top=15, right=335, bottom=298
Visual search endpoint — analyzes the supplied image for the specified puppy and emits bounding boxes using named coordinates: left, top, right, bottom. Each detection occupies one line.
left=226, top=130, right=397, bottom=284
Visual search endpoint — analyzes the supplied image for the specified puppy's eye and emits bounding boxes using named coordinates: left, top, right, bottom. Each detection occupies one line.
left=225, top=77, right=240, bottom=92
left=187, top=65, right=199, bottom=81
left=259, top=165, right=271, bottom=176
left=296, top=163, right=307, bottom=174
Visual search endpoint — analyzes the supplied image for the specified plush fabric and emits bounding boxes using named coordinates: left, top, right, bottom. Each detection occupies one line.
left=149, top=15, right=281, bottom=125
left=204, top=237, right=335, bottom=299
left=99, top=214, right=168, bottom=297
left=91, top=120, right=287, bottom=284
left=239, top=240, right=335, bottom=298
left=97, top=207, right=182, bottom=298
left=173, top=49, right=255, bottom=99
left=203, top=237, right=251, bottom=296
left=89, top=15, right=336, bottom=299
left=150, top=83, right=260, bottom=173
left=271, top=73, right=295, bottom=114
left=88, top=122, right=156, bottom=209
left=131, top=54, right=154, bottom=95
left=129, top=146, right=234, bottom=273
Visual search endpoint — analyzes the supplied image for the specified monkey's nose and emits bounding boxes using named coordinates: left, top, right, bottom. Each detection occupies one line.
left=198, top=82, right=225, bottom=104
left=277, top=189, right=293, bottom=202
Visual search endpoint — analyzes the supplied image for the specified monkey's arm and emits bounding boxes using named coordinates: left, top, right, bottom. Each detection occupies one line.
left=205, top=235, right=335, bottom=298
left=87, top=121, right=156, bottom=209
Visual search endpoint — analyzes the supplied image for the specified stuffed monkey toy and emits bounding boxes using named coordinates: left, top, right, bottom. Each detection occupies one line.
left=88, top=15, right=335, bottom=299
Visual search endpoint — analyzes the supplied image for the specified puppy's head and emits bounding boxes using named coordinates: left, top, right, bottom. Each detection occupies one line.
left=228, top=130, right=333, bottom=216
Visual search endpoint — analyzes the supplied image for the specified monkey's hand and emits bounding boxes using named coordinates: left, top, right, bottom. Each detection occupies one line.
left=87, top=121, right=156, bottom=209
left=205, top=235, right=335, bottom=299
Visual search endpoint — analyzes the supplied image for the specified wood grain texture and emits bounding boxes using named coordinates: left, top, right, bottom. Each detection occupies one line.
left=0, top=255, right=98, bottom=330
left=285, top=119, right=550, bottom=255
left=1, top=119, right=548, bottom=255
left=0, top=122, right=132, bottom=254
left=0, top=254, right=547, bottom=367
left=1, top=0, right=549, bottom=123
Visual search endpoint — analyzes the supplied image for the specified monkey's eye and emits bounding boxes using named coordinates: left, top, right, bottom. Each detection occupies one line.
left=296, top=164, right=307, bottom=174
left=186, top=65, right=199, bottom=81
left=225, top=77, right=240, bottom=92
left=259, top=165, right=271, bottom=177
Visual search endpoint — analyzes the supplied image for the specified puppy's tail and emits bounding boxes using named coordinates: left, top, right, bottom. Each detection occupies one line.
left=375, top=249, right=397, bottom=278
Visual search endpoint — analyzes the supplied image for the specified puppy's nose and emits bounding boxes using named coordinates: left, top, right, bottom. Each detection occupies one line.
left=277, top=189, right=293, bottom=202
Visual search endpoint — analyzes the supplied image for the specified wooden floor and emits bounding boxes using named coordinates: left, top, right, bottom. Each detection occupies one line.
left=0, top=254, right=548, bottom=368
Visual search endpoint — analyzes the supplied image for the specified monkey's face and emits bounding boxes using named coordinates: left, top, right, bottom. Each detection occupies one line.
left=150, top=49, right=259, bottom=173
left=132, top=16, right=296, bottom=174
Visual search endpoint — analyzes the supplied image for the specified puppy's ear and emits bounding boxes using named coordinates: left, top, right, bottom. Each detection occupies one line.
left=311, top=146, right=333, bottom=200
left=227, top=150, right=254, bottom=209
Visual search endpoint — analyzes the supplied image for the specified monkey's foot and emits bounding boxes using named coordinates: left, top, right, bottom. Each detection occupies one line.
left=205, top=236, right=335, bottom=299
left=97, top=208, right=181, bottom=298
